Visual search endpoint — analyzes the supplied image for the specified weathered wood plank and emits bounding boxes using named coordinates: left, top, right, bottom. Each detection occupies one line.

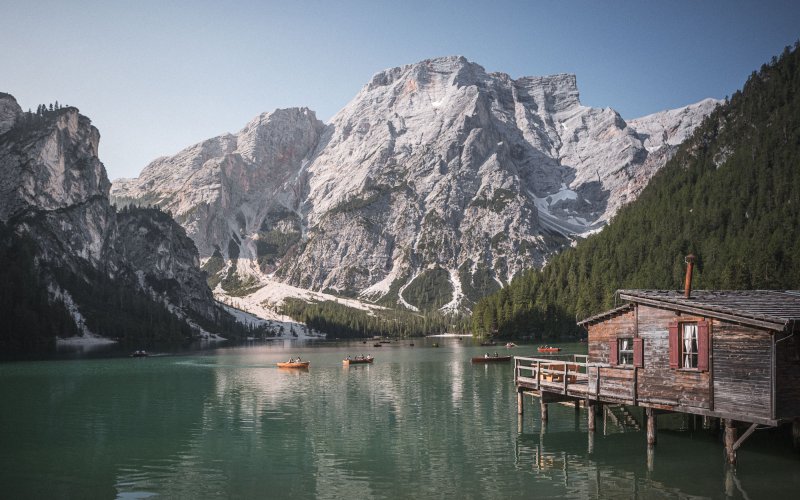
left=713, top=320, right=772, bottom=418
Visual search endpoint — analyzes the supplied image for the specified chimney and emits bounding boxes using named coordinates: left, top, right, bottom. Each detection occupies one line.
left=684, top=254, right=696, bottom=298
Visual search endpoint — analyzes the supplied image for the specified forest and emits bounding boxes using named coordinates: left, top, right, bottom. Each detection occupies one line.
left=472, top=43, right=800, bottom=339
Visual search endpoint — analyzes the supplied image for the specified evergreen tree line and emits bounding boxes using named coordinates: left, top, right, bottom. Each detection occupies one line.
left=281, top=298, right=470, bottom=339
left=0, top=224, right=80, bottom=354
left=471, top=42, right=800, bottom=339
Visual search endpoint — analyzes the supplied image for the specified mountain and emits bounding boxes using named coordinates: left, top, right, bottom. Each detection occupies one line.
left=111, top=57, right=719, bottom=313
left=0, top=94, right=255, bottom=352
left=471, top=43, right=800, bottom=339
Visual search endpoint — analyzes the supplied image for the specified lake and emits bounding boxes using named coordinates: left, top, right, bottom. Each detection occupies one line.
left=2, top=338, right=799, bottom=498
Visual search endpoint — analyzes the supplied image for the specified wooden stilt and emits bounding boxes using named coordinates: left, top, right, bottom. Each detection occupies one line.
left=646, top=408, right=657, bottom=445
left=646, top=445, right=655, bottom=473
left=702, top=415, right=711, bottom=430
left=587, top=400, right=596, bottom=432
left=540, top=398, right=548, bottom=423
left=724, top=419, right=738, bottom=465
left=517, top=390, right=524, bottom=416
left=793, top=419, right=800, bottom=450
left=587, top=429, right=595, bottom=454
left=725, top=466, right=735, bottom=497
left=574, top=399, right=581, bottom=413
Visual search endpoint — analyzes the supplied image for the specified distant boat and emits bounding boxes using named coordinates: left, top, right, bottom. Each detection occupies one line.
left=409, top=343, right=415, bottom=346
left=373, top=343, right=382, bottom=347
left=432, top=343, right=440, bottom=347
left=505, top=342, right=517, bottom=348
left=277, top=360, right=310, bottom=369
left=537, top=346, right=561, bottom=353
left=129, top=350, right=148, bottom=358
left=480, top=341, right=496, bottom=346
left=471, top=355, right=512, bottom=363
left=343, top=356, right=374, bottom=365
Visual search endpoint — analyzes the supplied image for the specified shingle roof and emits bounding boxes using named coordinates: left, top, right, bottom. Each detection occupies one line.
left=615, top=290, right=800, bottom=331
left=576, top=303, right=634, bottom=326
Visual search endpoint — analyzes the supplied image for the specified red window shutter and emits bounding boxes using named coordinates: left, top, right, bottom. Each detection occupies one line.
left=633, top=338, right=644, bottom=367
left=609, top=339, right=618, bottom=365
left=697, top=321, right=710, bottom=371
left=669, top=322, right=679, bottom=368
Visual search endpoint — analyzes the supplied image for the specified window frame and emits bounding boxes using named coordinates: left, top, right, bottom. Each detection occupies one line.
left=680, top=322, right=699, bottom=370
left=617, top=337, right=634, bottom=366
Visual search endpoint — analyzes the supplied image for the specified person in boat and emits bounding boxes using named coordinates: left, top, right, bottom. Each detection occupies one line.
left=484, top=353, right=489, bottom=358
left=494, top=352, right=498, bottom=357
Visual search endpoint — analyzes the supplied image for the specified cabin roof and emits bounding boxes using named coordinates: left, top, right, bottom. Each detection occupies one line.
left=576, top=303, right=634, bottom=326
left=612, top=290, right=800, bottom=331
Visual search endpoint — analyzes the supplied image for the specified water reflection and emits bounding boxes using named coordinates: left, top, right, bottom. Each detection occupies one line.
left=2, top=343, right=798, bottom=499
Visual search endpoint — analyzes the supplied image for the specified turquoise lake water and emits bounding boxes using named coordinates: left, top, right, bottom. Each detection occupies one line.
left=1, top=338, right=799, bottom=498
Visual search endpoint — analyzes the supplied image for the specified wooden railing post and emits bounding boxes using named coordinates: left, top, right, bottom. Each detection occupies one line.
left=563, top=363, right=568, bottom=394
left=536, top=360, right=541, bottom=389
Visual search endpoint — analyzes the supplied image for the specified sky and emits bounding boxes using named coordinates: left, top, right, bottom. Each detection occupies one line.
left=2, top=0, right=800, bottom=180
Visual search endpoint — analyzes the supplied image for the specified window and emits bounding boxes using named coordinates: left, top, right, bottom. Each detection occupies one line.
left=618, top=338, right=634, bottom=365
left=681, top=323, right=699, bottom=368
left=669, top=321, right=709, bottom=371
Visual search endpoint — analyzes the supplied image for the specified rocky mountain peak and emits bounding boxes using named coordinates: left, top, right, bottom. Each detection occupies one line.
left=112, top=58, right=720, bottom=313
left=0, top=105, right=109, bottom=223
left=0, top=93, right=22, bottom=135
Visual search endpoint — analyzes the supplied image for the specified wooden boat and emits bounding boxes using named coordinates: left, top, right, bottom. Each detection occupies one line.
left=432, top=343, right=440, bottom=347
left=505, top=342, right=517, bottom=348
left=129, top=350, right=148, bottom=358
left=480, top=341, right=496, bottom=346
left=373, top=343, right=382, bottom=347
left=276, top=361, right=310, bottom=369
left=343, top=356, right=374, bottom=365
left=537, top=346, right=562, bottom=353
left=471, top=355, right=512, bottom=363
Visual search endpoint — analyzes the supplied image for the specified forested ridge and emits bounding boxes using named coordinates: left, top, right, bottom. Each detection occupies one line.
left=471, top=43, right=800, bottom=339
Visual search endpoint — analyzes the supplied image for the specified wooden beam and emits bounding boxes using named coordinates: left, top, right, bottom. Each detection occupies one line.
left=724, top=419, right=738, bottom=465
left=732, top=422, right=758, bottom=451
left=540, top=398, right=548, bottom=423
left=517, top=389, right=524, bottom=416
left=587, top=400, right=596, bottom=432
left=646, top=408, right=657, bottom=445
left=618, top=294, right=786, bottom=331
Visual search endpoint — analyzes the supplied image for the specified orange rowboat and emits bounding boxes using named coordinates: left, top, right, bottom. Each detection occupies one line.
left=537, top=347, right=561, bottom=353
left=277, top=361, right=310, bottom=369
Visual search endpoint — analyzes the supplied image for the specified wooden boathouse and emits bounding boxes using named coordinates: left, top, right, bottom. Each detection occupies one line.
left=514, top=259, right=800, bottom=464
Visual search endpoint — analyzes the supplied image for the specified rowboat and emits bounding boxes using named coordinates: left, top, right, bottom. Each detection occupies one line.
left=471, top=355, right=512, bottom=363
left=343, top=356, right=374, bottom=365
left=537, top=346, right=561, bottom=353
left=277, top=361, right=310, bottom=369
left=505, top=342, right=517, bottom=348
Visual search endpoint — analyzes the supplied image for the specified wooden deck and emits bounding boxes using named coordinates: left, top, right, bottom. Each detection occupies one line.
left=514, top=355, right=782, bottom=426
left=514, top=355, right=637, bottom=404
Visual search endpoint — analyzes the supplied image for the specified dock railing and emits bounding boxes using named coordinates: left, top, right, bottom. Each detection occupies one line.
left=514, top=355, right=636, bottom=403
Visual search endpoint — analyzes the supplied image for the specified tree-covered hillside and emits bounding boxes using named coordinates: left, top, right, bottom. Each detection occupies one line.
left=472, top=43, right=800, bottom=339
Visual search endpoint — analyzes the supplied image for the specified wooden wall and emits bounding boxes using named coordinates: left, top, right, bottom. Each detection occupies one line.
left=712, top=320, right=772, bottom=419
left=636, top=306, right=711, bottom=409
left=587, top=302, right=780, bottom=420
left=587, top=310, right=636, bottom=364
left=776, top=331, right=800, bottom=419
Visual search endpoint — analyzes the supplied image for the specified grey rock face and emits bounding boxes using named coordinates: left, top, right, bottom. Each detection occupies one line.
left=0, top=98, right=226, bottom=335
left=0, top=93, right=21, bottom=135
left=112, top=57, right=720, bottom=311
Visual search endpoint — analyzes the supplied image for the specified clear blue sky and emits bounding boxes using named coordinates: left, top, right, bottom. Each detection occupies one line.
left=2, top=0, right=799, bottom=179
